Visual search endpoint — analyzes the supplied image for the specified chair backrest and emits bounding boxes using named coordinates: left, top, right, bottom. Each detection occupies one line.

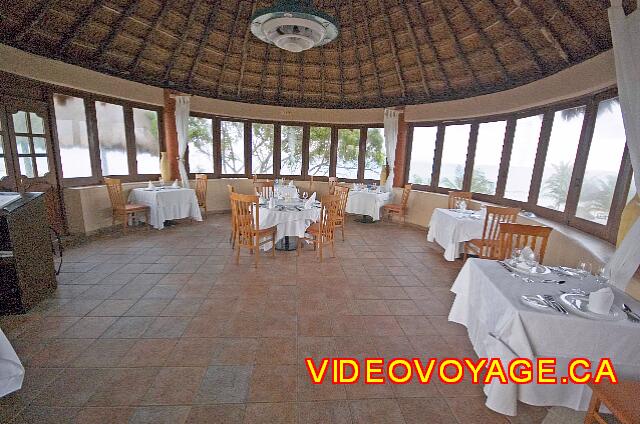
left=227, top=184, right=235, bottom=195
left=254, top=180, right=274, bottom=198
left=400, top=184, right=412, bottom=208
left=498, top=223, right=553, bottom=263
left=333, top=185, right=350, bottom=219
left=104, top=178, right=125, bottom=211
left=318, top=194, right=341, bottom=242
left=448, top=191, right=473, bottom=209
left=328, top=177, right=338, bottom=194
left=229, top=192, right=260, bottom=247
left=481, top=205, right=520, bottom=242
left=195, top=174, right=208, bottom=207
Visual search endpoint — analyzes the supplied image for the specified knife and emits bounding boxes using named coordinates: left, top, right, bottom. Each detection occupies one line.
left=543, top=294, right=568, bottom=314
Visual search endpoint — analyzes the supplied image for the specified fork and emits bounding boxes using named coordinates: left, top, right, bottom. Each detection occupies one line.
left=543, top=294, right=568, bottom=314
left=622, top=304, right=640, bottom=323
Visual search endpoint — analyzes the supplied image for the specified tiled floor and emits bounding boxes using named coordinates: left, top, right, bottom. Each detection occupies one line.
left=0, top=214, right=549, bottom=423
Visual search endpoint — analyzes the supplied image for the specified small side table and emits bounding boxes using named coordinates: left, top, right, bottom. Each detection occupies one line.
left=584, top=380, right=640, bottom=424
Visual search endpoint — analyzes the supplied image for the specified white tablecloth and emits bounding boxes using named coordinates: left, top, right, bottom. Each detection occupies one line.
left=427, top=208, right=484, bottom=261
left=259, top=201, right=321, bottom=250
left=0, top=328, right=24, bottom=398
left=449, top=258, right=640, bottom=416
left=128, top=188, right=202, bottom=230
left=345, top=190, right=391, bottom=221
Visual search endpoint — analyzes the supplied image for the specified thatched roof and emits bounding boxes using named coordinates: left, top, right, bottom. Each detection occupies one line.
left=0, top=0, right=636, bottom=109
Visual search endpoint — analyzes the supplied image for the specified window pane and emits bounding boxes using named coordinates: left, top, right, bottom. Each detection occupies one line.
left=439, top=124, right=471, bottom=190
left=95, top=101, right=128, bottom=175
left=33, top=137, right=47, bottom=154
left=576, top=98, right=625, bottom=224
left=16, top=136, right=31, bottom=154
left=252, top=123, right=274, bottom=174
left=19, top=157, right=34, bottom=178
left=187, top=117, right=214, bottom=173
left=53, top=94, right=92, bottom=178
left=408, top=126, right=438, bottom=185
left=281, top=125, right=303, bottom=175
left=12, top=111, right=28, bottom=133
left=538, top=106, right=585, bottom=211
left=309, top=126, right=330, bottom=176
left=336, top=128, right=359, bottom=179
left=35, top=156, right=49, bottom=177
left=472, top=121, right=506, bottom=195
left=29, top=112, right=44, bottom=134
left=365, top=128, right=384, bottom=180
left=221, top=121, right=245, bottom=174
left=505, top=114, right=543, bottom=201
left=133, top=108, right=160, bottom=174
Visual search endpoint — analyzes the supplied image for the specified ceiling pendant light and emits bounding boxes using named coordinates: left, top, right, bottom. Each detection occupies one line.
left=250, top=0, right=339, bottom=53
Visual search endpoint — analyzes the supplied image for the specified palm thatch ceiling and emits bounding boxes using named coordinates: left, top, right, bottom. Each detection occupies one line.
left=0, top=0, right=636, bottom=109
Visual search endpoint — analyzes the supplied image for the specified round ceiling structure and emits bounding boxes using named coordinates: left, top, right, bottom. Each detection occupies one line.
left=0, top=0, right=634, bottom=109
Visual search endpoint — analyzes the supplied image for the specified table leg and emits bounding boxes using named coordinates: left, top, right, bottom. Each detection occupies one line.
left=276, top=236, right=298, bottom=251
left=354, top=215, right=375, bottom=224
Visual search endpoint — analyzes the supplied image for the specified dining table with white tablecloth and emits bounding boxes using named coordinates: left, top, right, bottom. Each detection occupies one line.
left=448, top=258, right=640, bottom=416
left=345, top=189, right=391, bottom=221
left=259, top=199, right=321, bottom=250
left=128, top=187, right=202, bottom=230
left=427, top=208, right=485, bottom=261
left=0, top=328, right=24, bottom=398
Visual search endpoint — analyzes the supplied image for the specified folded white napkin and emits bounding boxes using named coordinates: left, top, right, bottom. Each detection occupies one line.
left=147, top=181, right=155, bottom=190
left=588, top=287, right=614, bottom=315
left=171, top=179, right=179, bottom=188
left=288, top=180, right=294, bottom=187
left=305, top=192, right=317, bottom=209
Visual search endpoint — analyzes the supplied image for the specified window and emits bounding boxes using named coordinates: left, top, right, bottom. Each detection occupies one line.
left=12, top=110, right=49, bottom=178
left=53, top=94, right=92, bottom=178
left=133, top=108, right=160, bottom=174
left=336, top=128, right=360, bottom=179
left=251, top=123, right=274, bottom=174
left=365, top=128, right=384, bottom=180
left=309, top=126, right=331, bottom=176
left=471, top=121, right=506, bottom=195
left=439, top=124, right=471, bottom=190
left=187, top=117, right=214, bottom=173
left=281, top=125, right=303, bottom=175
left=504, top=114, right=543, bottom=201
left=221, top=120, right=245, bottom=174
left=408, top=126, right=438, bottom=185
left=576, top=98, right=626, bottom=224
left=95, top=101, right=128, bottom=176
left=538, top=106, right=585, bottom=211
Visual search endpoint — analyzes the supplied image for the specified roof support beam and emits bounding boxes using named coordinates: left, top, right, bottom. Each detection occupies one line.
left=514, top=0, right=570, bottom=62
left=351, top=0, right=383, bottom=98
left=453, top=0, right=510, bottom=83
left=236, top=1, right=259, bottom=97
left=92, top=0, right=139, bottom=63
left=410, top=0, right=452, bottom=93
left=56, top=0, right=104, bottom=57
left=216, top=1, right=245, bottom=96
left=485, top=0, right=545, bottom=73
left=374, top=0, right=406, bottom=97
left=163, top=0, right=200, bottom=83
left=186, top=1, right=221, bottom=87
left=10, top=0, right=59, bottom=43
left=396, top=1, right=431, bottom=96
left=432, top=0, right=482, bottom=89
left=129, top=0, right=171, bottom=73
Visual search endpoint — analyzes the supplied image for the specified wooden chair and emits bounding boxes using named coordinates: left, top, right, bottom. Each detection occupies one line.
left=333, top=185, right=350, bottom=241
left=227, top=185, right=236, bottom=247
left=463, top=206, right=520, bottom=260
left=254, top=180, right=274, bottom=198
left=448, top=191, right=473, bottom=209
left=585, top=380, right=640, bottom=424
left=104, top=177, right=150, bottom=233
left=229, top=192, right=277, bottom=267
left=328, top=177, right=338, bottom=194
left=382, top=184, right=412, bottom=224
left=298, top=194, right=341, bottom=262
left=195, top=174, right=208, bottom=218
left=497, top=223, right=552, bottom=263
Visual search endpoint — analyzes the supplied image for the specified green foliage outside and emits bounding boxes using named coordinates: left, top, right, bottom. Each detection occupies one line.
left=441, top=165, right=496, bottom=193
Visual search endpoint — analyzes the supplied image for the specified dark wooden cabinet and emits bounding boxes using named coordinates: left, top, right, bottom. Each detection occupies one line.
left=0, top=192, right=56, bottom=314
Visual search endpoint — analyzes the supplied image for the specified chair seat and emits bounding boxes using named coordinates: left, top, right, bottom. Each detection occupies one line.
left=306, top=223, right=320, bottom=234
left=382, top=204, right=403, bottom=212
left=122, top=203, right=149, bottom=212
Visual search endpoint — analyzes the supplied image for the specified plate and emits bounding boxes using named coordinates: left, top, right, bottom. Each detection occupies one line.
left=503, top=260, right=551, bottom=276
left=559, top=294, right=625, bottom=321
left=520, top=295, right=558, bottom=312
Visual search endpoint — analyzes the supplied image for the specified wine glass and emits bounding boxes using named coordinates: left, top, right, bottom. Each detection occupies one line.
left=510, top=248, right=522, bottom=265
left=576, top=260, right=592, bottom=279
left=594, top=264, right=608, bottom=285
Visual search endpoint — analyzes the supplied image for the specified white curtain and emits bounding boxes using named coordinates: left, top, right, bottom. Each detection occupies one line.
left=175, top=95, right=191, bottom=189
left=383, top=109, right=401, bottom=192
left=606, top=1, right=640, bottom=291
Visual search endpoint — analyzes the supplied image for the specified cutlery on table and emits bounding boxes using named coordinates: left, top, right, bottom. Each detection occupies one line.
left=541, top=294, right=568, bottom=314
left=622, top=304, right=640, bottom=323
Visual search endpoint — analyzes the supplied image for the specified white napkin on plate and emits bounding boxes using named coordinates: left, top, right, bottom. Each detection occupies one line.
left=147, top=181, right=155, bottom=190
left=305, top=192, right=316, bottom=209
left=171, top=179, right=179, bottom=188
left=588, top=287, right=614, bottom=315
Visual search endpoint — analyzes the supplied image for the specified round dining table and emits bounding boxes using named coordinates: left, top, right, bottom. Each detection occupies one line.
left=345, top=188, right=392, bottom=222
left=259, top=198, right=321, bottom=250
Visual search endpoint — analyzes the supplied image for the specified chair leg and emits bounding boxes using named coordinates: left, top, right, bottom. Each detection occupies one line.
left=255, top=235, right=260, bottom=268
left=145, top=210, right=150, bottom=230
left=341, top=224, right=345, bottom=241
left=272, top=233, right=276, bottom=257
left=297, top=237, right=302, bottom=256
left=584, top=394, right=601, bottom=424
left=235, top=243, right=241, bottom=265
left=463, top=243, right=468, bottom=261
left=331, top=240, right=336, bottom=258
left=319, top=243, right=323, bottom=262
left=123, top=212, right=128, bottom=234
